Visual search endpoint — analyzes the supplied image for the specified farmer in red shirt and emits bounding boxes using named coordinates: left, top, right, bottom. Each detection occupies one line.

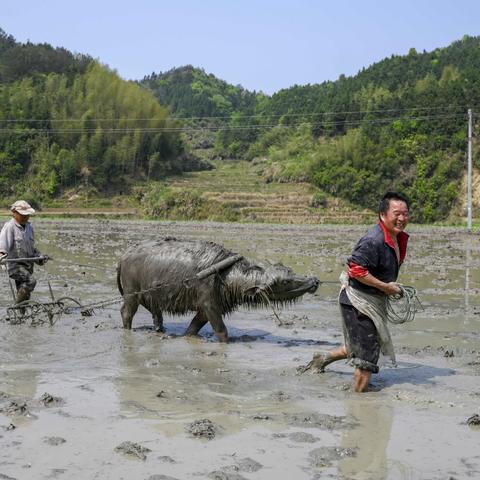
left=313, top=192, right=410, bottom=392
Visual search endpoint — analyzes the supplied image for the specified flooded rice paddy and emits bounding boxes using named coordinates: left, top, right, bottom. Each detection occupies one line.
left=0, top=219, right=479, bottom=480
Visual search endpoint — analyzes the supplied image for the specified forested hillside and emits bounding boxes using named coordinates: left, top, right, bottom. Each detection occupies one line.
left=249, top=36, right=480, bottom=222
left=145, top=36, right=480, bottom=222
left=0, top=29, right=202, bottom=205
left=0, top=27, right=479, bottom=222
left=141, top=65, right=259, bottom=118
left=249, top=37, right=480, bottom=222
left=140, top=66, right=262, bottom=158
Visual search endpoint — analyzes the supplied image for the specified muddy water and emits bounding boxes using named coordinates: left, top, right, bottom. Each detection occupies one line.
left=0, top=219, right=479, bottom=480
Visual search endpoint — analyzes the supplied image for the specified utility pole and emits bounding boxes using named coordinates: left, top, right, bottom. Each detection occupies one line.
left=467, top=108, right=473, bottom=231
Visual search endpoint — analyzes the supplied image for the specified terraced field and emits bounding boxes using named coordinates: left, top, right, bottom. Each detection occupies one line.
left=170, top=161, right=376, bottom=224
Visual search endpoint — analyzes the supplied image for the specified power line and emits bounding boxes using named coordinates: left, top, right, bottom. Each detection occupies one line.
left=170, top=105, right=472, bottom=121
left=0, top=105, right=473, bottom=124
left=0, top=113, right=467, bottom=135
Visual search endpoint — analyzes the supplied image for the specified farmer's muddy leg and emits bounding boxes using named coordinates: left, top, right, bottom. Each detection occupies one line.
left=298, top=344, right=348, bottom=373
left=185, top=312, right=208, bottom=337
left=13, top=272, right=36, bottom=303
left=354, top=368, right=372, bottom=393
left=16, top=287, right=31, bottom=304
left=12, top=272, right=36, bottom=314
left=314, top=344, right=349, bottom=371
left=15, top=286, right=30, bottom=316
left=121, top=297, right=139, bottom=329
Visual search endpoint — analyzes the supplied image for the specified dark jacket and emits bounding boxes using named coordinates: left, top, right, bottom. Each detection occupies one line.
left=346, top=222, right=409, bottom=297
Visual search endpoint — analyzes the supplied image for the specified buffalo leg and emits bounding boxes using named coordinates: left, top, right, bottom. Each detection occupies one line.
left=152, top=311, right=164, bottom=332
left=121, top=297, right=139, bottom=329
left=185, top=312, right=208, bottom=337
left=205, top=308, right=228, bottom=343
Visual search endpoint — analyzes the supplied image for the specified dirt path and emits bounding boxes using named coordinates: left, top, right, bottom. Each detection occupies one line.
left=37, top=207, right=138, bottom=217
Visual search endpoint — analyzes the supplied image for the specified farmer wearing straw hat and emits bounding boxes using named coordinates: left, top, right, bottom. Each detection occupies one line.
left=0, top=200, right=48, bottom=304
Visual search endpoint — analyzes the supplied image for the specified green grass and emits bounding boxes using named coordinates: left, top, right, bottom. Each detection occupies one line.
left=3, top=158, right=475, bottom=225
left=164, top=160, right=376, bottom=224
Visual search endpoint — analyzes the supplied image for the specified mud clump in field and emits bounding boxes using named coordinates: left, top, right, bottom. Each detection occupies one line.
left=271, top=390, right=290, bottom=402
left=157, top=456, right=176, bottom=464
left=235, top=457, right=263, bottom=472
left=147, top=475, right=180, bottom=480
left=286, top=412, right=352, bottom=430
left=0, top=473, right=17, bottom=480
left=43, top=436, right=66, bottom=446
left=309, top=446, right=357, bottom=468
left=288, top=431, right=319, bottom=443
left=114, top=441, right=151, bottom=460
left=0, top=401, right=32, bottom=418
left=38, top=392, right=65, bottom=407
left=2, top=423, right=16, bottom=432
left=207, top=471, right=248, bottom=480
left=467, top=414, right=480, bottom=428
left=216, top=457, right=263, bottom=475
left=186, top=418, right=218, bottom=439
left=0, top=391, right=12, bottom=401
left=252, top=413, right=274, bottom=421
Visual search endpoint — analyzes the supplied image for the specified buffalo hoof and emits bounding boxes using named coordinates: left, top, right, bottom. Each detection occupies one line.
left=185, top=330, right=202, bottom=338
left=185, top=334, right=205, bottom=344
left=216, top=332, right=228, bottom=343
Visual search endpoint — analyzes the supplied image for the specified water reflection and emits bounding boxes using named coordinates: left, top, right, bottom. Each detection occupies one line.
left=338, top=398, right=392, bottom=480
left=115, top=330, right=238, bottom=422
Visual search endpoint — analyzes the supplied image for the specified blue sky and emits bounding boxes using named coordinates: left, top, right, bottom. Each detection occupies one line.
left=2, top=0, right=480, bottom=94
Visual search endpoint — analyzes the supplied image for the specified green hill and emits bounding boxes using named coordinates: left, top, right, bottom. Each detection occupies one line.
left=142, top=36, right=480, bottom=222
left=1, top=27, right=479, bottom=223
left=140, top=65, right=261, bottom=159
left=0, top=29, right=206, bottom=206
left=0, top=29, right=91, bottom=83
left=140, top=65, right=259, bottom=118
left=135, top=159, right=376, bottom=224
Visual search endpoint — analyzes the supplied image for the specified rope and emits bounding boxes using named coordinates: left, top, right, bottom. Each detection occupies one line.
left=41, top=266, right=236, bottom=317
left=2, top=251, right=422, bottom=327
left=2, top=253, right=245, bottom=321
left=385, top=285, right=423, bottom=324
left=1, top=266, right=214, bottom=323
left=27, top=278, right=422, bottom=326
left=60, top=282, right=173, bottom=317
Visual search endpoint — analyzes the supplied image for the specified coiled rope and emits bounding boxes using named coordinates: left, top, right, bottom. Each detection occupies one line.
left=385, top=285, right=423, bottom=324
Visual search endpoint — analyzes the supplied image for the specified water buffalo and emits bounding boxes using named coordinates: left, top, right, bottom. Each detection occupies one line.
left=117, top=237, right=319, bottom=342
